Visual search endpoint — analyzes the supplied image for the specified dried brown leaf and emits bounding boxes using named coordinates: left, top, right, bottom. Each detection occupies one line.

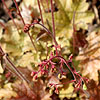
left=76, top=31, right=100, bottom=81
left=86, top=80, right=100, bottom=100
left=11, top=79, right=51, bottom=100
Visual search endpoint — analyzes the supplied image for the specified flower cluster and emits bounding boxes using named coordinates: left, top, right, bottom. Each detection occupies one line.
left=31, top=45, right=89, bottom=93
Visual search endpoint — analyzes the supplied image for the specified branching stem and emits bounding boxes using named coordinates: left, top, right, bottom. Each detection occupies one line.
left=31, top=22, right=58, bottom=45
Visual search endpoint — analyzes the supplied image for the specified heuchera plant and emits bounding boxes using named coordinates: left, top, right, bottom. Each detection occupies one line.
left=0, top=0, right=90, bottom=98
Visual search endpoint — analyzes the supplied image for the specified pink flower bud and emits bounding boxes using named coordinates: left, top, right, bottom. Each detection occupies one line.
left=55, top=87, right=59, bottom=94
left=31, top=71, right=36, bottom=76
left=5, top=72, right=11, bottom=78
left=24, top=24, right=31, bottom=33
left=34, top=75, right=38, bottom=80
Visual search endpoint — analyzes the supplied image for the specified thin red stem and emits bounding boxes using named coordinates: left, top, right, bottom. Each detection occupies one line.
left=40, top=0, right=45, bottom=12
left=31, top=22, right=58, bottom=45
left=0, top=22, right=6, bottom=29
left=13, top=0, right=37, bottom=52
left=38, top=55, right=76, bottom=80
left=1, top=0, right=18, bottom=30
left=37, top=0, right=44, bottom=24
left=0, top=46, right=5, bottom=55
left=46, top=0, right=49, bottom=12
left=6, top=56, right=30, bottom=83
left=28, top=32, right=37, bottom=52
left=51, top=80, right=76, bottom=86
left=50, top=0, right=57, bottom=45
left=72, top=12, right=78, bottom=53
left=13, top=0, right=25, bottom=25
left=0, top=45, right=29, bottom=83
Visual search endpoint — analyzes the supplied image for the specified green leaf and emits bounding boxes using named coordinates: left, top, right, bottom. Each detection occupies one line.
left=59, top=83, right=76, bottom=99
left=16, top=52, right=40, bottom=68
left=83, top=83, right=87, bottom=90
left=43, top=0, right=94, bottom=48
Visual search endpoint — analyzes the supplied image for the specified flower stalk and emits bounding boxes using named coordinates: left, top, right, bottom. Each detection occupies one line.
left=37, top=0, right=44, bottom=24
left=13, top=0, right=37, bottom=52
left=0, top=45, right=30, bottom=83
left=50, top=0, right=58, bottom=46
left=1, top=0, right=18, bottom=30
